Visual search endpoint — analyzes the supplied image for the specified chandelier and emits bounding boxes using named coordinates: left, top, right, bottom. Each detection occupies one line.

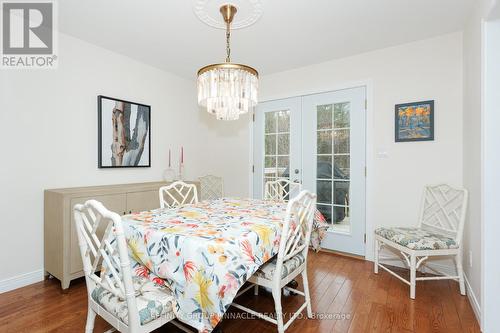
left=197, top=4, right=258, bottom=121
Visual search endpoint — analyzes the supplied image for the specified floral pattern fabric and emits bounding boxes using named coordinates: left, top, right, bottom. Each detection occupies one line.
left=254, top=253, right=306, bottom=280
left=121, top=198, right=329, bottom=332
left=311, top=210, right=329, bottom=252
left=122, top=198, right=287, bottom=332
left=264, top=199, right=329, bottom=252
left=375, top=227, right=458, bottom=250
left=91, top=275, right=175, bottom=326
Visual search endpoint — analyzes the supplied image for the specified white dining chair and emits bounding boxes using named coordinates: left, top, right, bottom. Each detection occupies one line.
left=232, top=190, right=317, bottom=333
left=73, top=200, right=191, bottom=333
left=198, top=175, right=224, bottom=200
left=159, top=181, right=198, bottom=209
left=264, top=178, right=302, bottom=202
left=374, top=184, right=468, bottom=299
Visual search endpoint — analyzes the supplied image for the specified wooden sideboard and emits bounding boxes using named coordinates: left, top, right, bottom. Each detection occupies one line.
left=44, top=180, right=200, bottom=289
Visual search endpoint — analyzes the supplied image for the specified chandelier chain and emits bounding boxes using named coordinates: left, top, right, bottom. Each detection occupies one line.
left=225, top=21, right=231, bottom=63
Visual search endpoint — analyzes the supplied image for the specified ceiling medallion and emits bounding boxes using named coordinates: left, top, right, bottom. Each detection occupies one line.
left=193, top=0, right=263, bottom=30
left=196, top=3, right=259, bottom=121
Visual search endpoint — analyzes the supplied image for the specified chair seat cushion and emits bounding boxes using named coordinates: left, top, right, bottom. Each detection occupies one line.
left=91, top=275, right=175, bottom=326
left=254, top=253, right=306, bottom=280
left=375, top=227, right=458, bottom=250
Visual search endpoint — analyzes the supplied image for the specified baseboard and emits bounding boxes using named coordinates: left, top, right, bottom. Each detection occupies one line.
left=464, top=273, right=481, bottom=326
left=0, top=269, right=45, bottom=294
left=319, top=248, right=365, bottom=260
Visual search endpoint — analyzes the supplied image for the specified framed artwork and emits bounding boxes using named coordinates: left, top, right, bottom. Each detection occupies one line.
left=98, top=95, right=151, bottom=168
left=395, top=100, right=434, bottom=142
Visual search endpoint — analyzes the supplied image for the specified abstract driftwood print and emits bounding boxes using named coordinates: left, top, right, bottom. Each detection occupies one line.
left=98, top=96, right=151, bottom=167
left=395, top=100, right=434, bottom=142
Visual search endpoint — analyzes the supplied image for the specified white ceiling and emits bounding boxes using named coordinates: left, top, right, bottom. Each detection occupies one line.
left=58, top=0, right=475, bottom=80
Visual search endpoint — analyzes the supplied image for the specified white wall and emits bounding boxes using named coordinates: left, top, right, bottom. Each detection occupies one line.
left=462, top=6, right=484, bottom=321
left=255, top=33, right=464, bottom=264
left=460, top=2, right=500, bottom=329
left=0, top=33, right=248, bottom=289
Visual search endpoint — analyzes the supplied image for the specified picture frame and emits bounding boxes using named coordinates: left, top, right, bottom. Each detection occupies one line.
left=395, top=100, right=434, bottom=142
left=98, top=95, right=151, bottom=168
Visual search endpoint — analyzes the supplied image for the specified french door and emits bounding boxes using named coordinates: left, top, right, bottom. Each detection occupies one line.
left=252, top=97, right=302, bottom=200
left=253, top=87, right=366, bottom=256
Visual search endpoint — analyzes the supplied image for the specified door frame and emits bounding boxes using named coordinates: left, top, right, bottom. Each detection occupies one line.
left=249, top=79, right=374, bottom=259
left=482, top=12, right=500, bottom=331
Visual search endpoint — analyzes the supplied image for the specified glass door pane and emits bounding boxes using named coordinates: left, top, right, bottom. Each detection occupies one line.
left=316, top=102, right=351, bottom=233
left=263, top=110, right=291, bottom=192
left=253, top=97, right=301, bottom=200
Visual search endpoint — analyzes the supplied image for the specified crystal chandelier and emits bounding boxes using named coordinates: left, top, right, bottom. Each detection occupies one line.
left=197, top=4, right=258, bottom=121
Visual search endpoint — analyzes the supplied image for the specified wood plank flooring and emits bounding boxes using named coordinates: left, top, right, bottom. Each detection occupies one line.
left=0, top=251, right=480, bottom=333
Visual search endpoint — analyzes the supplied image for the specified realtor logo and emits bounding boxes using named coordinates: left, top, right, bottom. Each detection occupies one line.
left=1, top=1, right=57, bottom=68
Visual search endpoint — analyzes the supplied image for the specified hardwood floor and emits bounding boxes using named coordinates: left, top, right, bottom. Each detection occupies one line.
left=0, top=251, right=480, bottom=333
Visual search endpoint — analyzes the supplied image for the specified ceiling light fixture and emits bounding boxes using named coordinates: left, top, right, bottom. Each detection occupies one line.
left=197, top=4, right=258, bottom=121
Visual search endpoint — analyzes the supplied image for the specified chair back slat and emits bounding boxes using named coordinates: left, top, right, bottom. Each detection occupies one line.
left=159, top=181, right=199, bottom=208
left=74, top=200, right=140, bottom=328
left=264, top=178, right=302, bottom=202
left=199, top=175, right=224, bottom=200
left=274, top=191, right=316, bottom=279
left=418, top=184, right=468, bottom=242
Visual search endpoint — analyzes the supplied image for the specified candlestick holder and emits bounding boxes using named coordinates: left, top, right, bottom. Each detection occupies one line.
left=176, top=163, right=185, bottom=181
left=163, top=168, right=176, bottom=182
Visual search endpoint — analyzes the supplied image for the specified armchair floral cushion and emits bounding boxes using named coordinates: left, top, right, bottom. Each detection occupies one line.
left=254, top=253, right=306, bottom=280
left=91, top=275, right=175, bottom=326
left=375, top=227, right=458, bottom=250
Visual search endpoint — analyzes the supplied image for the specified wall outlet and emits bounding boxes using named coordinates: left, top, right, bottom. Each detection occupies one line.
left=376, top=149, right=389, bottom=159
left=469, top=250, right=473, bottom=268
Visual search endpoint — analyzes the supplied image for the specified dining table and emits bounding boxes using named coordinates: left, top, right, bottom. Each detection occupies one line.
left=121, top=197, right=328, bottom=332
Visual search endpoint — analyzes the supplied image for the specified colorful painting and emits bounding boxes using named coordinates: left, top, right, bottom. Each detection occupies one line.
left=98, top=95, right=151, bottom=168
left=395, top=100, right=434, bottom=142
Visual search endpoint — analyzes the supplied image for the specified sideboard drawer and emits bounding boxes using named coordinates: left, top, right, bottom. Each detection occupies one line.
left=126, top=190, right=160, bottom=214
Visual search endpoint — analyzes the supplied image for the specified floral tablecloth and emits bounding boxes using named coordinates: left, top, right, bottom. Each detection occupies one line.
left=122, top=198, right=329, bottom=332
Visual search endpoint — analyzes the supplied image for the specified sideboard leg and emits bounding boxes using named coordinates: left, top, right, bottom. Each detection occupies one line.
left=61, top=279, right=70, bottom=292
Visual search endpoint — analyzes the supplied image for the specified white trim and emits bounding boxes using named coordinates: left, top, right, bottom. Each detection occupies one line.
left=464, top=273, right=481, bottom=323
left=364, top=81, right=374, bottom=261
left=476, top=14, right=488, bottom=328
left=0, top=269, right=44, bottom=294
left=482, top=15, right=500, bottom=333
left=259, top=79, right=373, bottom=103
left=480, top=16, right=486, bottom=332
